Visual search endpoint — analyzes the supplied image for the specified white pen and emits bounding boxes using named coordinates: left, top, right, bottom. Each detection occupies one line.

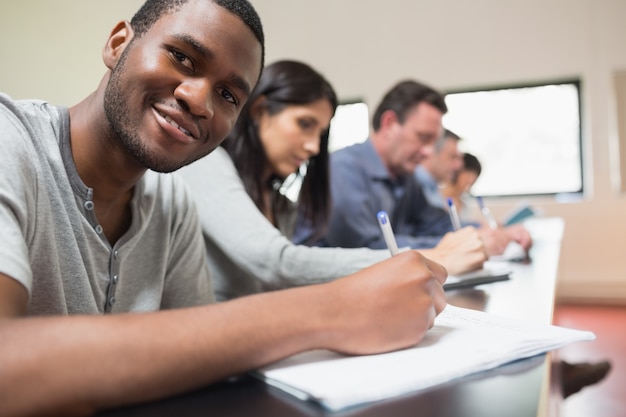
left=377, top=211, right=399, bottom=256
left=476, top=196, right=499, bottom=230
left=446, top=198, right=462, bottom=231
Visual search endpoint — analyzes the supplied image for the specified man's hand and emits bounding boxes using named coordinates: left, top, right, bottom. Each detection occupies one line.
left=503, top=224, right=533, bottom=251
left=478, top=224, right=533, bottom=256
left=315, top=251, right=447, bottom=355
left=420, top=227, right=488, bottom=275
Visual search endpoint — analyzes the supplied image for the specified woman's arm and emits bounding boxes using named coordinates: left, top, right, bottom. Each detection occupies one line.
left=176, top=148, right=390, bottom=293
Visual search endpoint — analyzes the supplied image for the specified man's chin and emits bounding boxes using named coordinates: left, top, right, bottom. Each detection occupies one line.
left=137, top=156, right=183, bottom=174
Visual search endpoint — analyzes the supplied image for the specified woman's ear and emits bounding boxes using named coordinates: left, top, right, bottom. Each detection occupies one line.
left=102, top=20, right=135, bottom=70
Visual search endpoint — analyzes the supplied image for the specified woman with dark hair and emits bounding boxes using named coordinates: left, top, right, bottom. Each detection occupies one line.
left=178, top=60, right=484, bottom=301
left=221, top=60, right=335, bottom=245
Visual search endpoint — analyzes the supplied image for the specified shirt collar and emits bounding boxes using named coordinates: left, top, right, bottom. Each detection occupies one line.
left=361, top=138, right=395, bottom=181
left=415, top=165, right=438, bottom=192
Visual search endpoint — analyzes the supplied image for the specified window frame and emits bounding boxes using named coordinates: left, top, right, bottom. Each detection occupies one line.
left=442, top=78, right=585, bottom=199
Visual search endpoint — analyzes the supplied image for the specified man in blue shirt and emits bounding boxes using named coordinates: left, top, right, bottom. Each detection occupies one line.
left=313, top=79, right=529, bottom=255
left=415, top=129, right=463, bottom=209
left=416, top=129, right=533, bottom=255
left=318, top=80, right=465, bottom=250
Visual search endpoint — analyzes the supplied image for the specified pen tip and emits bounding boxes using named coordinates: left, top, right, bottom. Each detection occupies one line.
left=447, top=198, right=453, bottom=207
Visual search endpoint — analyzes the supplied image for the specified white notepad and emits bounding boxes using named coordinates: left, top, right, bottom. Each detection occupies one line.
left=256, top=304, right=595, bottom=412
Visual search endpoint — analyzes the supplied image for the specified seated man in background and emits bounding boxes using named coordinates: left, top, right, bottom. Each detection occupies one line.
left=415, top=129, right=533, bottom=255
left=415, top=128, right=463, bottom=210
left=441, top=151, right=482, bottom=220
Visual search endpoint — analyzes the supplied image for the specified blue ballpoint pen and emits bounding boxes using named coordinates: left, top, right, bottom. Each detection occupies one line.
left=376, top=211, right=399, bottom=256
left=446, top=198, right=462, bottom=231
left=476, top=196, right=499, bottom=230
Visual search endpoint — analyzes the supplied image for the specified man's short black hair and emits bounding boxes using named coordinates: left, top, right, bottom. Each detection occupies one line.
left=130, top=0, right=264, bottom=68
left=372, top=80, right=447, bottom=132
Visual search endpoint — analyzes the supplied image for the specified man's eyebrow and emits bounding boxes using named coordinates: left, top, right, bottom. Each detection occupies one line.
left=171, top=33, right=252, bottom=97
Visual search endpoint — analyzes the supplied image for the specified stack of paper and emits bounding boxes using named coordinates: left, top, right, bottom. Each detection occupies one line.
left=256, top=304, right=595, bottom=411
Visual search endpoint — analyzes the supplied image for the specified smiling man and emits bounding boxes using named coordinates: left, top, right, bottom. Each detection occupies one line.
left=0, top=1, right=448, bottom=415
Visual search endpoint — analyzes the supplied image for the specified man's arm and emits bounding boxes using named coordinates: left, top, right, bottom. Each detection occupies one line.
left=0, top=251, right=446, bottom=417
left=323, top=157, right=391, bottom=249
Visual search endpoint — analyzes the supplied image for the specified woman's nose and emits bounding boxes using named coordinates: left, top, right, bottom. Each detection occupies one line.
left=303, top=136, right=320, bottom=156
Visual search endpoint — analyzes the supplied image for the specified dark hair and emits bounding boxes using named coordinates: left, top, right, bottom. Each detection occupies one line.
left=222, top=60, right=338, bottom=242
left=130, top=0, right=265, bottom=68
left=372, top=80, right=447, bottom=131
left=463, top=152, right=482, bottom=176
left=452, top=152, right=482, bottom=184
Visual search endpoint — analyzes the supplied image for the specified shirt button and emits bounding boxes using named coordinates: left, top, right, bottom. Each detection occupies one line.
left=113, top=275, right=119, bottom=284
left=113, top=250, right=119, bottom=259
left=84, top=201, right=95, bottom=211
left=95, top=225, right=103, bottom=234
left=109, top=297, right=116, bottom=306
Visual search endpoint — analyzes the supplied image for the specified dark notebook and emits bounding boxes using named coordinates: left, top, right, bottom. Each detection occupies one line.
left=444, top=265, right=511, bottom=290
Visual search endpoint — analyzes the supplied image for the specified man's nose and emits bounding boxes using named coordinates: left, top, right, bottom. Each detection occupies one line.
left=174, top=78, right=215, bottom=119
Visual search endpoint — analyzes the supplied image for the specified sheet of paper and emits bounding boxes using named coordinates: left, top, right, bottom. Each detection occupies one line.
left=256, top=304, right=595, bottom=412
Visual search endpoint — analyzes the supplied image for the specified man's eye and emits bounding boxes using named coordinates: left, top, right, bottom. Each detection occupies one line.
left=219, top=88, right=237, bottom=105
left=172, top=50, right=193, bottom=70
left=418, top=133, right=432, bottom=143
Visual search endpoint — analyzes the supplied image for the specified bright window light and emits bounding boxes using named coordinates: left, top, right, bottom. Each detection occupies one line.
left=443, top=80, right=583, bottom=198
left=328, top=101, right=369, bottom=153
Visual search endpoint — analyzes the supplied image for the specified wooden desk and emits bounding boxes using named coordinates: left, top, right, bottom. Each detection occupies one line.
left=98, top=217, right=565, bottom=417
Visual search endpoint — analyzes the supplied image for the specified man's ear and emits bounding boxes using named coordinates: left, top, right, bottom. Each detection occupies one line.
left=379, top=109, right=399, bottom=131
left=102, top=20, right=134, bottom=70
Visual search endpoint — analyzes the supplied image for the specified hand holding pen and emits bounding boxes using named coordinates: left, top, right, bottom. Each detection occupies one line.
left=476, top=196, right=499, bottom=230
left=377, top=211, right=399, bottom=256
left=446, top=198, right=462, bottom=231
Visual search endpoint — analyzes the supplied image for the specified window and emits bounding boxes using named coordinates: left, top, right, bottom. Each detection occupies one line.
left=328, top=100, right=369, bottom=153
left=443, top=80, right=583, bottom=198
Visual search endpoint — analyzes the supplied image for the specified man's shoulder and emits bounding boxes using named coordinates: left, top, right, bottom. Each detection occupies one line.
left=0, top=93, right=57, bottom=121
left=0, top=93, right=64, bottom=141
left=331, top=140, right=371, bottom=163
left=0, top=93, right=66, bottom=164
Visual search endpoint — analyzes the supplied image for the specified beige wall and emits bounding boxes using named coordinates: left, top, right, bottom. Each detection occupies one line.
left=1, top=0, right=625, bottom=303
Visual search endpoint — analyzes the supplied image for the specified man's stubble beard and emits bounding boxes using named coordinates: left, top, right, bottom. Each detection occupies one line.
left=103, top=45, right=192, bottom=174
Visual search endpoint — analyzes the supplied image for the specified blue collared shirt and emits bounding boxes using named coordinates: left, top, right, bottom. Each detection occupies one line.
left=294, top=139, right=454, bottom=250
left=414, top=165, right=446, bottom=209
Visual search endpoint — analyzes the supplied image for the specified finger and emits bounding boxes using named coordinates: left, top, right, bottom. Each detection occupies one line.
left=422, top=256, right=447, bottom=285
left=432, top=281, right=447, bottom=315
